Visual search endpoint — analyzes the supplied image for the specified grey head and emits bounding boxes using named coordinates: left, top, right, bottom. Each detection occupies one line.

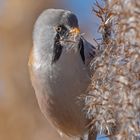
left=33, top=8, right=96, bottom=67
left=33, top=9, right=85, bottom=64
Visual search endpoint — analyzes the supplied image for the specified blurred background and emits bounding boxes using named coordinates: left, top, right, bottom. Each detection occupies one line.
left=0, top=0, right=103, bottom=140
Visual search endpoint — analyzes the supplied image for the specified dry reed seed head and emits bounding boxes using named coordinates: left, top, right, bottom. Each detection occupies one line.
left=84, top=0, right=140, bottom=139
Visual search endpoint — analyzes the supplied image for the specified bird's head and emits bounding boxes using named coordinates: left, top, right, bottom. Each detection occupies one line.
left=33, top=9, right=83, bottom=64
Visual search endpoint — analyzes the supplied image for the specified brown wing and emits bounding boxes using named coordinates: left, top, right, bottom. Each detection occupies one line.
left=28, top=47, right=35, bottom=86
left=28, top=47, right=34, bottom=67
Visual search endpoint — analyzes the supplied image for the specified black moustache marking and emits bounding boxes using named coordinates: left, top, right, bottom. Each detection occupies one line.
left=79, top=38, right=85, bottom=64
left=52, top=33, right=63, bottom=64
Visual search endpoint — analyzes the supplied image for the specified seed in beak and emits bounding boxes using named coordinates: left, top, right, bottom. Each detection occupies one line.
left=69, top=27, right=80, bottom=35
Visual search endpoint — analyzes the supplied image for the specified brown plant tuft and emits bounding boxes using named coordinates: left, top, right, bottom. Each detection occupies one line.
left=84, top=0, right=140, bottom=139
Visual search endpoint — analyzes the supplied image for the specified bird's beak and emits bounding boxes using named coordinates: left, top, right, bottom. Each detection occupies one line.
left=69, top=27, right=80, bottom=35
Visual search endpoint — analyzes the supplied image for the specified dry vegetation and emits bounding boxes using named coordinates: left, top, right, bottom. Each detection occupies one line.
left=84, top=0, right=140, bottom=139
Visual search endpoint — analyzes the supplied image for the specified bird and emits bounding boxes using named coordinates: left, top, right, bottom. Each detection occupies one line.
left=28, top=9, right=96, bottom=140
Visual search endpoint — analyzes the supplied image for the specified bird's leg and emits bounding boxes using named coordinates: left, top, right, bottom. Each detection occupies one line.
left=80, top=132, right=96, bottom=140
left=87, top=132, right=97, bottom=140
left=80, top=135, right=87, bottom=140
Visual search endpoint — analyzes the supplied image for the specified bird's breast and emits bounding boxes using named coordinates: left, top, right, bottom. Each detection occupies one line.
left=30, top=49, right=90, bottom=136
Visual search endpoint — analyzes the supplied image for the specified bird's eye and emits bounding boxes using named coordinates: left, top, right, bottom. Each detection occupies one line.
left=56, top=26, right=62, bottom=32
